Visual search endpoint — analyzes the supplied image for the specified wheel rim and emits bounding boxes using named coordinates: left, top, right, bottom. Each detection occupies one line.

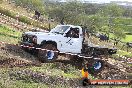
left=46, top=50, right=54, bottom=60
left=93, top=61, right=102, bottom=70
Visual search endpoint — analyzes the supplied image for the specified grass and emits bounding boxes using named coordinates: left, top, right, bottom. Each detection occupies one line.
left=108, top=33, right=132, bottom=56
left=0, top=6, right=48, bottom=29
left=0, top=35, right=19, bottom=44
left=0, top=1, right=57, bottom=30
left=122, top=35, right=132, bottom=42
left=0, top=68, right=62, bottom=88
left=0, top=25, right=22, bottom=37
left=117, top=50, right=132, bottom=57
left=25, top=63, right=97, bottom=80
left=0, top=25, right=22, bottom=44
left=0, top=65, right=79, bottom=88
left=98, top=86, right=132, bottom=88
left=12, top=80, right=49, bottom=88
left=25, top=63, right=81, bottom=79
left=109, top=33, right=132, bottom=42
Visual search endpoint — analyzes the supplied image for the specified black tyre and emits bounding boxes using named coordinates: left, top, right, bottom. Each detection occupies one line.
left=108, top=49, right=117, bottom=55
left=88, top=60, right=104, bottom=74
left=21, top=46, right=36, bottom=55
left=93, top=60, right=104, bottom=72
left=38, top=44, right=58, bottom=62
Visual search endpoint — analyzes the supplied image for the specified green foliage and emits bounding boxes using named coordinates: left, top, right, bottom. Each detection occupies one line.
left=47, top=7, right=64, bottom=22
left=0, top=7, right=15, bottom=18
left=112, top=17, right=132, bottom=33
left=45, top=1, right=130, bottom=38
left=101, top=26, right=109, bottom=35
left=0, top=25, right=22, bottom=43
left=121, top=35, right=132, bottom=42
left=27, top=63, right=81, bottom=79
left=1, top=0, right=131, bottom=43
left=0, top=6, right=48, bottom=29
left=12, top=0, right=45, bottom=13
left=13, top=81, right=49, bottom=88
left=0, top=25, right=22, bottom=37
left=99, top=3, right=124, bottom=17
left=9, top=0, right=132, bottom=36
left=0, top=68, right=49, bottom=88
left=112, top=27, right=126, bottom=40
left=19, top=16, right=31, bottom=25
left=112, top=50, right=132, bottom=58
left=46, top=1, right=85, bottom=24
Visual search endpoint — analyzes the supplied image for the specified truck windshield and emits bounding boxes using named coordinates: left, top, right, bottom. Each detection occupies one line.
left=50, top=25, right=70, bottom=35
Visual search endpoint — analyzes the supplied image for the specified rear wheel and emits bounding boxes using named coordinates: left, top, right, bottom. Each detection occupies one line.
left=83, top=57, right=104, bottom=75
left=88, top=59, right=104, bottom=74
left=38, top=44, right=58, bottom=62
left=93, top=60, right=104, bottom=72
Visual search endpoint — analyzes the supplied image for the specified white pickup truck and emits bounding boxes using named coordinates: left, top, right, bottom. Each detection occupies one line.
left=20, top=25, right=117, bottom=72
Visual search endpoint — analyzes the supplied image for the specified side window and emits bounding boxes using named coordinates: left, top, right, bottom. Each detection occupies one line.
left=66, top=28, right=79, bottom=38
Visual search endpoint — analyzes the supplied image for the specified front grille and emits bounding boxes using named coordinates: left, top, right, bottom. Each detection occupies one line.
left=22, top=35, right=33, bottom=43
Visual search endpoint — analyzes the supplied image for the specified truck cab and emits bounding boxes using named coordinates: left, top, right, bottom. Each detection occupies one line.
left=20, top=25, right=117, bottom=62
left=21, top=25, right=84, bottom=53
left=50, top=25, right=83, bottom=53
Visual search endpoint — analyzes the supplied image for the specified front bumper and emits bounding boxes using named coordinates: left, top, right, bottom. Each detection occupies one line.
left=19, top=41, right=38, bottom=51
left=19, top=41, right=34, bottom=47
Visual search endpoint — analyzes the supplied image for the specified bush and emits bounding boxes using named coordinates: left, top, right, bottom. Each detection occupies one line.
left=0, top=7, right=48, bottom=30
left=0, top=7, right=15, bottom=18
left=19, top=16, right=31, bottom=25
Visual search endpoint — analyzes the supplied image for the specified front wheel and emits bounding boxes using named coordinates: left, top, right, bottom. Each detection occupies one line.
left=38, top=44, right=58, bottom=62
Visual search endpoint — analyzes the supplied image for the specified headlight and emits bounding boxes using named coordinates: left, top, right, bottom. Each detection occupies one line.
left=21, top=33, right=25, bottom=41
left=22, top=33, right=27, bottom=42
left=32, top=36, right=37, bottom=43
left=22, top=32, right=25, bottom=37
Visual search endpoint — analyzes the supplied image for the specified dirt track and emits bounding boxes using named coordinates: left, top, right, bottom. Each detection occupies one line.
left=0, top=12, right=131, bottom=80
left=0, top=44, right=132, bottom=79
left=0, top=43, right=41, bottom=67
left=0, top=4, right=131, bottom=87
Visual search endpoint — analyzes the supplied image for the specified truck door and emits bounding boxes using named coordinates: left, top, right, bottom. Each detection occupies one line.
left=61, top=27, right=83, bottom=53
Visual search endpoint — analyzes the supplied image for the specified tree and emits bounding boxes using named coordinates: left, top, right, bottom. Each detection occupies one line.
left=113, top=27, right=126, bottom=41
left=46, top=7, right=64, bottom=22
left=62, top=1, right=84, bottom=24
left=98, top=3, right=126, bottom=41
left=101, top=26, right=109, bottom=36
left=11, top=0, right=45, bottom=13
left=123, top=8, right=132, bottom=17
left=99, top=3, right=124, bottom=17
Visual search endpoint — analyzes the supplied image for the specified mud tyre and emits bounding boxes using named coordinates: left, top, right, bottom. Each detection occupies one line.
left=38, top=44, right=58, bottom=62
left=21, top=46, right=35, bottom=55
left=87, top=60, right=104, bottom=74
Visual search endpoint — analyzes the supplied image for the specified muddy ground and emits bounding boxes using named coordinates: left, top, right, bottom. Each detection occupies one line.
left=0, top=43, right=132, bottom=87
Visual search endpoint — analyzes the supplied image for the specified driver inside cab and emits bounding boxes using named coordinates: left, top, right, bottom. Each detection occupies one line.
left=67, top=28, right=79, bottom=38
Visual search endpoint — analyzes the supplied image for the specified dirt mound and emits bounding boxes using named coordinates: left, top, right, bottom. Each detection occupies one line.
left=0, top=43, right=131, bottom=81
left=0, top=43, right=41, bottom=68
left=9, top=69, right=80, bottom=87
left=96, top=65, right=128, bottom=79
left=0, top=58, right=41, bottom=67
